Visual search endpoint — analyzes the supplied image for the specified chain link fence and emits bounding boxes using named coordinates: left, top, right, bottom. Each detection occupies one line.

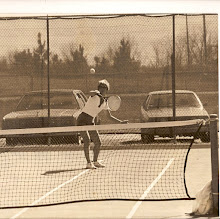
left=0, top=14, right=218, bottom=128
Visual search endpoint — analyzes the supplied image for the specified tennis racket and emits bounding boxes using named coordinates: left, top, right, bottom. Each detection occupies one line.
left=107, top=95, right=121, bottom=111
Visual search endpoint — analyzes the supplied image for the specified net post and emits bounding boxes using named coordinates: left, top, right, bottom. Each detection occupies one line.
left=46, top=15, right=51, bottom=145
left=210, top=114, right=219, bottom=215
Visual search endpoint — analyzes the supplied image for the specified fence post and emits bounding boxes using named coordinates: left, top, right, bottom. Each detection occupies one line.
left=210, top=114, right=219, bottom=215
left=172, top=14, right=176, bottom=143
left=46, top=16, right=51, bottom=145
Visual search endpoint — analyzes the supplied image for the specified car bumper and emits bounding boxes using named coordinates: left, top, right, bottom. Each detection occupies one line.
left=2, top=117, right=77, bottom=129
left=141, top=124, right=209, bottom=137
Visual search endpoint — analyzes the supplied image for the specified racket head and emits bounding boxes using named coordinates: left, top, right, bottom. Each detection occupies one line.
left=107, top=95, right=121, bottom=111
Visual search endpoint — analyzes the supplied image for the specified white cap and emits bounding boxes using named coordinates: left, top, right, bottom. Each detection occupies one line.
left=98, top=79, right=110, bottom=90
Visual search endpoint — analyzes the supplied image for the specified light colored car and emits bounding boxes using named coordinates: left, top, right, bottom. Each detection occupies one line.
left=140, top=90, right=210, bottom=143
left=2, top=89, right=88, bottom=145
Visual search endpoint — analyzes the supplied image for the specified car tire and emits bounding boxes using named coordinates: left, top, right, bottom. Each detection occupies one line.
left=58, top=135, right=81, bottom=145
left=141, top=133, right=154, bottom=143
left=6, top=137, right=18, bottom=146
left=50, top=135, right=82, bottom=145
left=200, top=132, right=210, bottom=143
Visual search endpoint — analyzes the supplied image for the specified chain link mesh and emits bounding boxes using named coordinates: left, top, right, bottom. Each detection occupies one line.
left=0, top=14, right=217, bottom=125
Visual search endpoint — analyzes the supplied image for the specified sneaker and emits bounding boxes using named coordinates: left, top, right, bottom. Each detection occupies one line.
left=93, top=161, right=105, bottom=168
left=86, top=162, right=97, bottom=169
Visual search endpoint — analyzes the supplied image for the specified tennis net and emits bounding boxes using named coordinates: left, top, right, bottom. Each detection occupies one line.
left=0, top=119, right=208, bottom=208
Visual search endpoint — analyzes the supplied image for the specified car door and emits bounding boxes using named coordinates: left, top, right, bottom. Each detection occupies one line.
left=75, top=92, right=87, bottom=109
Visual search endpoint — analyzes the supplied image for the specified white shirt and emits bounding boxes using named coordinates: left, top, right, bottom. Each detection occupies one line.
left=82, top=94, right=109, bottom=118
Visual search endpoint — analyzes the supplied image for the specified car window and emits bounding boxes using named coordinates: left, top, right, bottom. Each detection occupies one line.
left=79, top=92, right=87, bottom=102
left=76, top=93, right=86, bottom=108
left=176, top=93, right=201, bottom=107
left=143, top=95, right=149, bottom=110
left=147, top=93, right=201, bottom=109
left=16, top=92, right=79, bottom=111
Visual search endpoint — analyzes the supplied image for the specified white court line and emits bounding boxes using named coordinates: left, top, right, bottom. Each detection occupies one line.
left=126, top=158, right=174, bottom=219
left=10, top=169, right=90, bottom=219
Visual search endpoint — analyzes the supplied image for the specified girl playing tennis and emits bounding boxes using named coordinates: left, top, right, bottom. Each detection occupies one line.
left=77, top=79, right=126, bottom=169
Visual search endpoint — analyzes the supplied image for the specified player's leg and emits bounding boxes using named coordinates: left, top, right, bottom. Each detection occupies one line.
left=89, top=130, right=105, bottom=167
left=80, top=131, right=97, bottom=169
left=77, top=113, right=96, bottom=168
left=89, top=130, right=101, bottom=162
left=79, top=131, right=91, bottom=163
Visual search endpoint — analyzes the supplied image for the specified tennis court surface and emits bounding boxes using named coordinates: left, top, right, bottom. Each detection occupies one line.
left=0, top=120, right=214, bottom=218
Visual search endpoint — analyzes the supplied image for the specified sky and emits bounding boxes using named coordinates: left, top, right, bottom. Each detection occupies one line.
left=0, top=0, right=219, bottom=15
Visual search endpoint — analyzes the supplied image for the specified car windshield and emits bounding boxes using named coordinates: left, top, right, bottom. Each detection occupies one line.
left=148, top=93, right=202, bottom=109
left=16, top=92, right=79, bottom=111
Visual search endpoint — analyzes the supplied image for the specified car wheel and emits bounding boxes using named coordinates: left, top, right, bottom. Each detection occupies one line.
left=200, top=132, right=210, bottom=143
left=6, top=137, right=18, bottom=146
left=141, top=133, right=154, bottom=143
left=60, top=135, right=82, bottom=145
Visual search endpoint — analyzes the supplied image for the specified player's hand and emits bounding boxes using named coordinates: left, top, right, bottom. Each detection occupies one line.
left=120, top=120, right=128, bottom=124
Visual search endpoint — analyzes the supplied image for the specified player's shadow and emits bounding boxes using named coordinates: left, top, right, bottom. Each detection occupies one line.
left=42, top=168, right=85, bottom=175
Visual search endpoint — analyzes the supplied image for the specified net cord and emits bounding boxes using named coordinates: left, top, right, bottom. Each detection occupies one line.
left=0, top=119, right=203, bottom=138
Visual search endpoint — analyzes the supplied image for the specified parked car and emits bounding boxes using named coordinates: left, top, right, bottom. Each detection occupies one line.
left=140, top=90, right=210, bottom=143
left=2, top=89, right=88, bottom=145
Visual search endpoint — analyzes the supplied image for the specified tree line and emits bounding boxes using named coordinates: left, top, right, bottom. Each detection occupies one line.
left=0, top=31, right=217, bottom=77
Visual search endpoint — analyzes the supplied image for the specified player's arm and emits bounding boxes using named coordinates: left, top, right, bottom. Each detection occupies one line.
left=106, top=110, right=128, bottom=124
left=102, top=97, right=128, bottom=123
left=89, top=90, right=100, bottom=97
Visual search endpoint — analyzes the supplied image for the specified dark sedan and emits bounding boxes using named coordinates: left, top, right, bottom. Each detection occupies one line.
left=2, top=89, right=87, bottom=145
